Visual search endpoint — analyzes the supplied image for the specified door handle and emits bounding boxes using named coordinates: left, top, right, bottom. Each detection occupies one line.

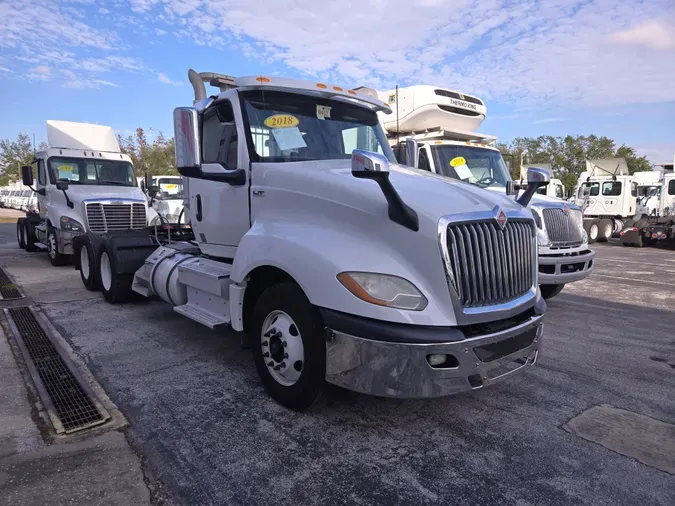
left=196, top=194, right=202, bottom=222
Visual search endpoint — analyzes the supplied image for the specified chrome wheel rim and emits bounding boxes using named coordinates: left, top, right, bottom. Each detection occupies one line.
left=100, top=252, right=112, bottom=291
left=589, top=224, right=598, bottom=240
left=261, top=310, right=304, bottom=387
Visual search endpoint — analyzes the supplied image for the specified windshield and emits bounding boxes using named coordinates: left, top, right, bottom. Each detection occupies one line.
left=48, top=157, right=136, bottom=187
left=431, top=145, right=510, bottom=188
left=241, top=90, right=395, bottom=163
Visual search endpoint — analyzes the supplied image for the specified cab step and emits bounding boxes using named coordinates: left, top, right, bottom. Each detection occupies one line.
left=173, top=303, right=231, bottom=329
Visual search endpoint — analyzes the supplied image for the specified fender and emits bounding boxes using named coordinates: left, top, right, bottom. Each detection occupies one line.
left=230, top=217, right=457, bottom=327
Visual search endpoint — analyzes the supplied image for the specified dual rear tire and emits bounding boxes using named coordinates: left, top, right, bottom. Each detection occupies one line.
left=77, top=236, right=134, bottom=302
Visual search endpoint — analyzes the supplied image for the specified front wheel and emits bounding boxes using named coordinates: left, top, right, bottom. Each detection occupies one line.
left=17, top=219, right=26, bottom=250
left=585, top=220, right=599, bottom=244
left=251, top=283, right=326, bottom=411
left=540, top=284, right=565, bottom=299
left=78, top=236, right=100, bottom=291
left=47, top=227, right=69, bottom=266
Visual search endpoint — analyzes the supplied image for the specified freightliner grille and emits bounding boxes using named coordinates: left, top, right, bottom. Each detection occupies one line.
left=85, top=203, right=146, bottom=233
left=542, top=208, right=584, bottom=246
left=446, top=220, right=535, bottom=308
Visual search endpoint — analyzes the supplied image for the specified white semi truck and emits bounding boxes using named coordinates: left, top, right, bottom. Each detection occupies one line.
left=17, top=120, right=149, bottom=265
left=380, top=85, right=594, bottom=300
left=72, top=69, right=549, bottom=410
left=621, top=158, right=675, bottom=247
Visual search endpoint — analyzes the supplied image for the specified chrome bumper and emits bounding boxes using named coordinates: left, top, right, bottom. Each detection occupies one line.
left=538, top=248, right=595, bottom=285
left=325, top=314, right=543, bottom=398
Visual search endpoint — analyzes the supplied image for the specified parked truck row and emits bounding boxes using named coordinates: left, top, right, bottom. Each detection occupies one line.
left=17, top=70, right=559, bottom=411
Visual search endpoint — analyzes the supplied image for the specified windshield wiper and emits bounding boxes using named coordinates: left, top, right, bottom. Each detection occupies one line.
left=98, top=180, right=133, bottom=186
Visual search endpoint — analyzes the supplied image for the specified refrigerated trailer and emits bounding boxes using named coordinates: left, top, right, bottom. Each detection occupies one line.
left=70, top=69, right=549, bottom=410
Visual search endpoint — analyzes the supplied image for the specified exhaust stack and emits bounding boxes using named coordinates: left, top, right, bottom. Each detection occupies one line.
left=187, top=69, right=237, bottom=105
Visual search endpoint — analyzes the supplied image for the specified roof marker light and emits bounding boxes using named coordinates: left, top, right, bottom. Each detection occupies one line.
left=256, top=76, right=270, bottom=83
left=348, top=90, right=357, bottom=95
left=316, top=83, right=327, bottom=89
left=333, top=86, right=343, bottom=91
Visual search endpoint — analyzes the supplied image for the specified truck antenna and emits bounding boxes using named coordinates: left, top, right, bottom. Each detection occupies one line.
left=395, top=85, right=400, bottom=154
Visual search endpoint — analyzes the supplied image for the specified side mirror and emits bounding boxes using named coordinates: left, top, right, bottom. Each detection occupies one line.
left=516, top=167, right=550, bottom=207
left=144, top=171, right=152, bottom=192
left=55, top=181, right=69, bottom=191
left=22, top=165, right=33, bottom=187
left=506, top=181, right=518, bottom=196
left=581, top=185, right=591, bottom=197
left=351, top=149, right=390, bottom=179
left=148, top=185, right=161, bottom=198
left=173, top=107, right=201, bottom=174
left=351, top=149, right=418, bottom=231
left=405, top=139, right=419, bottom=169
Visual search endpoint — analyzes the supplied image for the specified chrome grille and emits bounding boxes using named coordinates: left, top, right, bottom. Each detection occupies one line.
left=85, top=203, right=147, bottom=233
left=446, top=220, right=535, bottom=308
left=542, top=208, right=583, bottom=246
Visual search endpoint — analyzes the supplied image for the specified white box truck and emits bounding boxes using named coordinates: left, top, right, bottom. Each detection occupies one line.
left=71, top=70, right=549, bottom=410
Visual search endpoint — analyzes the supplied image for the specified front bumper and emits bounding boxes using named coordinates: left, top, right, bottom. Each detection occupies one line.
left=323, top=309, right=544, bottom=399
left=538, top=248, right=595, bottom=285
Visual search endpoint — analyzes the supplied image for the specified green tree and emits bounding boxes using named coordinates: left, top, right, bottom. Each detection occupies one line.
left=118, top=128, right=176, bottom=176
left=0, top=133, right=34, bottom=185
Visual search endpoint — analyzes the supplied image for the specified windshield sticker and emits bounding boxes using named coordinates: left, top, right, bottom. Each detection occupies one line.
left=450, top=156, right=466, bottom=167
left=57, top=165, right=74, bottom=179
left=316, top=105, right=331, bottom=120
left=271, top=126, right=307, bottom=151
left=388, top=94, right=396, bottom=104
left=264, top=114, right=300, bottom=129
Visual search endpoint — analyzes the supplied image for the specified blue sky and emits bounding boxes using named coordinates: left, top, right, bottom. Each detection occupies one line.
left=1, top=0, right=674, bottom=164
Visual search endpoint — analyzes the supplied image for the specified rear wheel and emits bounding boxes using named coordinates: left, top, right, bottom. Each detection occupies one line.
left=612, top=219, right=624, bottom=234
left=17, top=219, right=26, bottom=249
left=540, top=284, right=565, bottom=299
left=98, top=244, right=134, bottom=303
left=24, top=221, right=38, bottom=252
left=47, top=227, right=69, bottom=266
left=78, top=236, right=100, bottom=291
left=597, top=219, right=613, bottom=242
left=633, top=219, right=649, bottom=248
left=584, top=220, right=599, bottom=244
left=251, top=283, right=325, bottom=411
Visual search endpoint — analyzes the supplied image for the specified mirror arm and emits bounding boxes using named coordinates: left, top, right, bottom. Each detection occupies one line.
left=354, top=172, right=419, bottom=231
left=517, top=182, right=546, bottom=207
left=62, top=189, right=74, bottom=209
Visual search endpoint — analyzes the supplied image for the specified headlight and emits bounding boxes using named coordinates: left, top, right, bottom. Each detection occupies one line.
left=531, top=208, right=543, bottom=229
left=337, top=272, right=428, bottom=311
left=60, top=216, right=84, bottom=232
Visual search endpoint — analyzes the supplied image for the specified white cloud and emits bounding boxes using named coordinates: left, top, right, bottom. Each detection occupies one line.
left=533, top=117, right=568, bottom=124
left=158, top=72, right=183, bottom=86
left=62, top=69, right=119, bottom=89
left=30, top=65, right=51, bottom=75
left=611, top=20, right=675, bottom=50
left=634, top=143, right=675, bottom=166
left=0, top=66, right=11, bottom=73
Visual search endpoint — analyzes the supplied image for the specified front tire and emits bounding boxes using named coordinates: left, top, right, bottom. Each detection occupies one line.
left=540, top=284, right=565, bottom=299
left=98, top=245, right=134, bottom=303
left=251, top=283, right=326, bottom=411
left=17, top=219, right=26, bottom=249
left=47, top=227, right=69, bottom=266
left=585, top=220, right=599, bottom=244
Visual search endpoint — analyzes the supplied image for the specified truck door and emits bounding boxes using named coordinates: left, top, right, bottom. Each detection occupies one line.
left=190, top=98, right=250, bottom=255
left=35, top=157, right=49, bottom=219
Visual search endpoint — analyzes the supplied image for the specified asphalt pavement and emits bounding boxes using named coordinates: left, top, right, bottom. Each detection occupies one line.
left=0, top=223, right=673, bottom=505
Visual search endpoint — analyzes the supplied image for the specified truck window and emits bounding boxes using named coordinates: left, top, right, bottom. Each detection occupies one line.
left=602, top=181, right=622, bottom=196
left=241, top=90, right=395, bottom=163
left=418, top=149, right=431, bottom=171
left=430, top=145, right=510, bottom=188
left=536, top=187, right=547, bottom=195
left=555, top=184, right=563, bottom=199
left=48, top=158, right=136, bottom=186
left=202, top=100, right=238, bottom=169
left=589, top=183, right=599, bottom=196
left=669, top=180, right=675, bottom=196
left=631, top=182, right=637, bottom=197
left=37, top=159, right=47, bottom=185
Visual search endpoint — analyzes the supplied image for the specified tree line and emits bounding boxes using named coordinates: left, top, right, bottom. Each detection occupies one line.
left=496, top=135, right=652, bottom=192
left=0, top=130, right=653, bottom=190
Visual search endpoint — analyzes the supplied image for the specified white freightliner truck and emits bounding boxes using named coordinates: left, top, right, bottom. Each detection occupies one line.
left=17, top=121, right=149, bottom=264
left=621, top=157, right=675, bottom=247
left=71, top=69, right=549, bottom=410
left=380, top=85, right=594, bottom=300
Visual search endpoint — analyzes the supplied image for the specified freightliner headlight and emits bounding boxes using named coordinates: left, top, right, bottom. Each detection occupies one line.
left=337, top=272, right=428, bottom=311
left=60, top=216, right=84, bottom=232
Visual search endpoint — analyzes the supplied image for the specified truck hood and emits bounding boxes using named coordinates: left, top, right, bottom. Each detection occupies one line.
left=63, top=184, right=146, bottom=203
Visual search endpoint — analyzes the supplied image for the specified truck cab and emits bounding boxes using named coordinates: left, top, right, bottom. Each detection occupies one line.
left=19, top=120, right=148, bottom=265
left=381, top=85, right=594, bottom=300
left=76, top=70, right=548, bottom=410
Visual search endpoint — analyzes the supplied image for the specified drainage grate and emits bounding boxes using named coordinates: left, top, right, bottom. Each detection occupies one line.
left=6, top=306, right=108, bottom=433
left=0, top=266, right=23, bottom=300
